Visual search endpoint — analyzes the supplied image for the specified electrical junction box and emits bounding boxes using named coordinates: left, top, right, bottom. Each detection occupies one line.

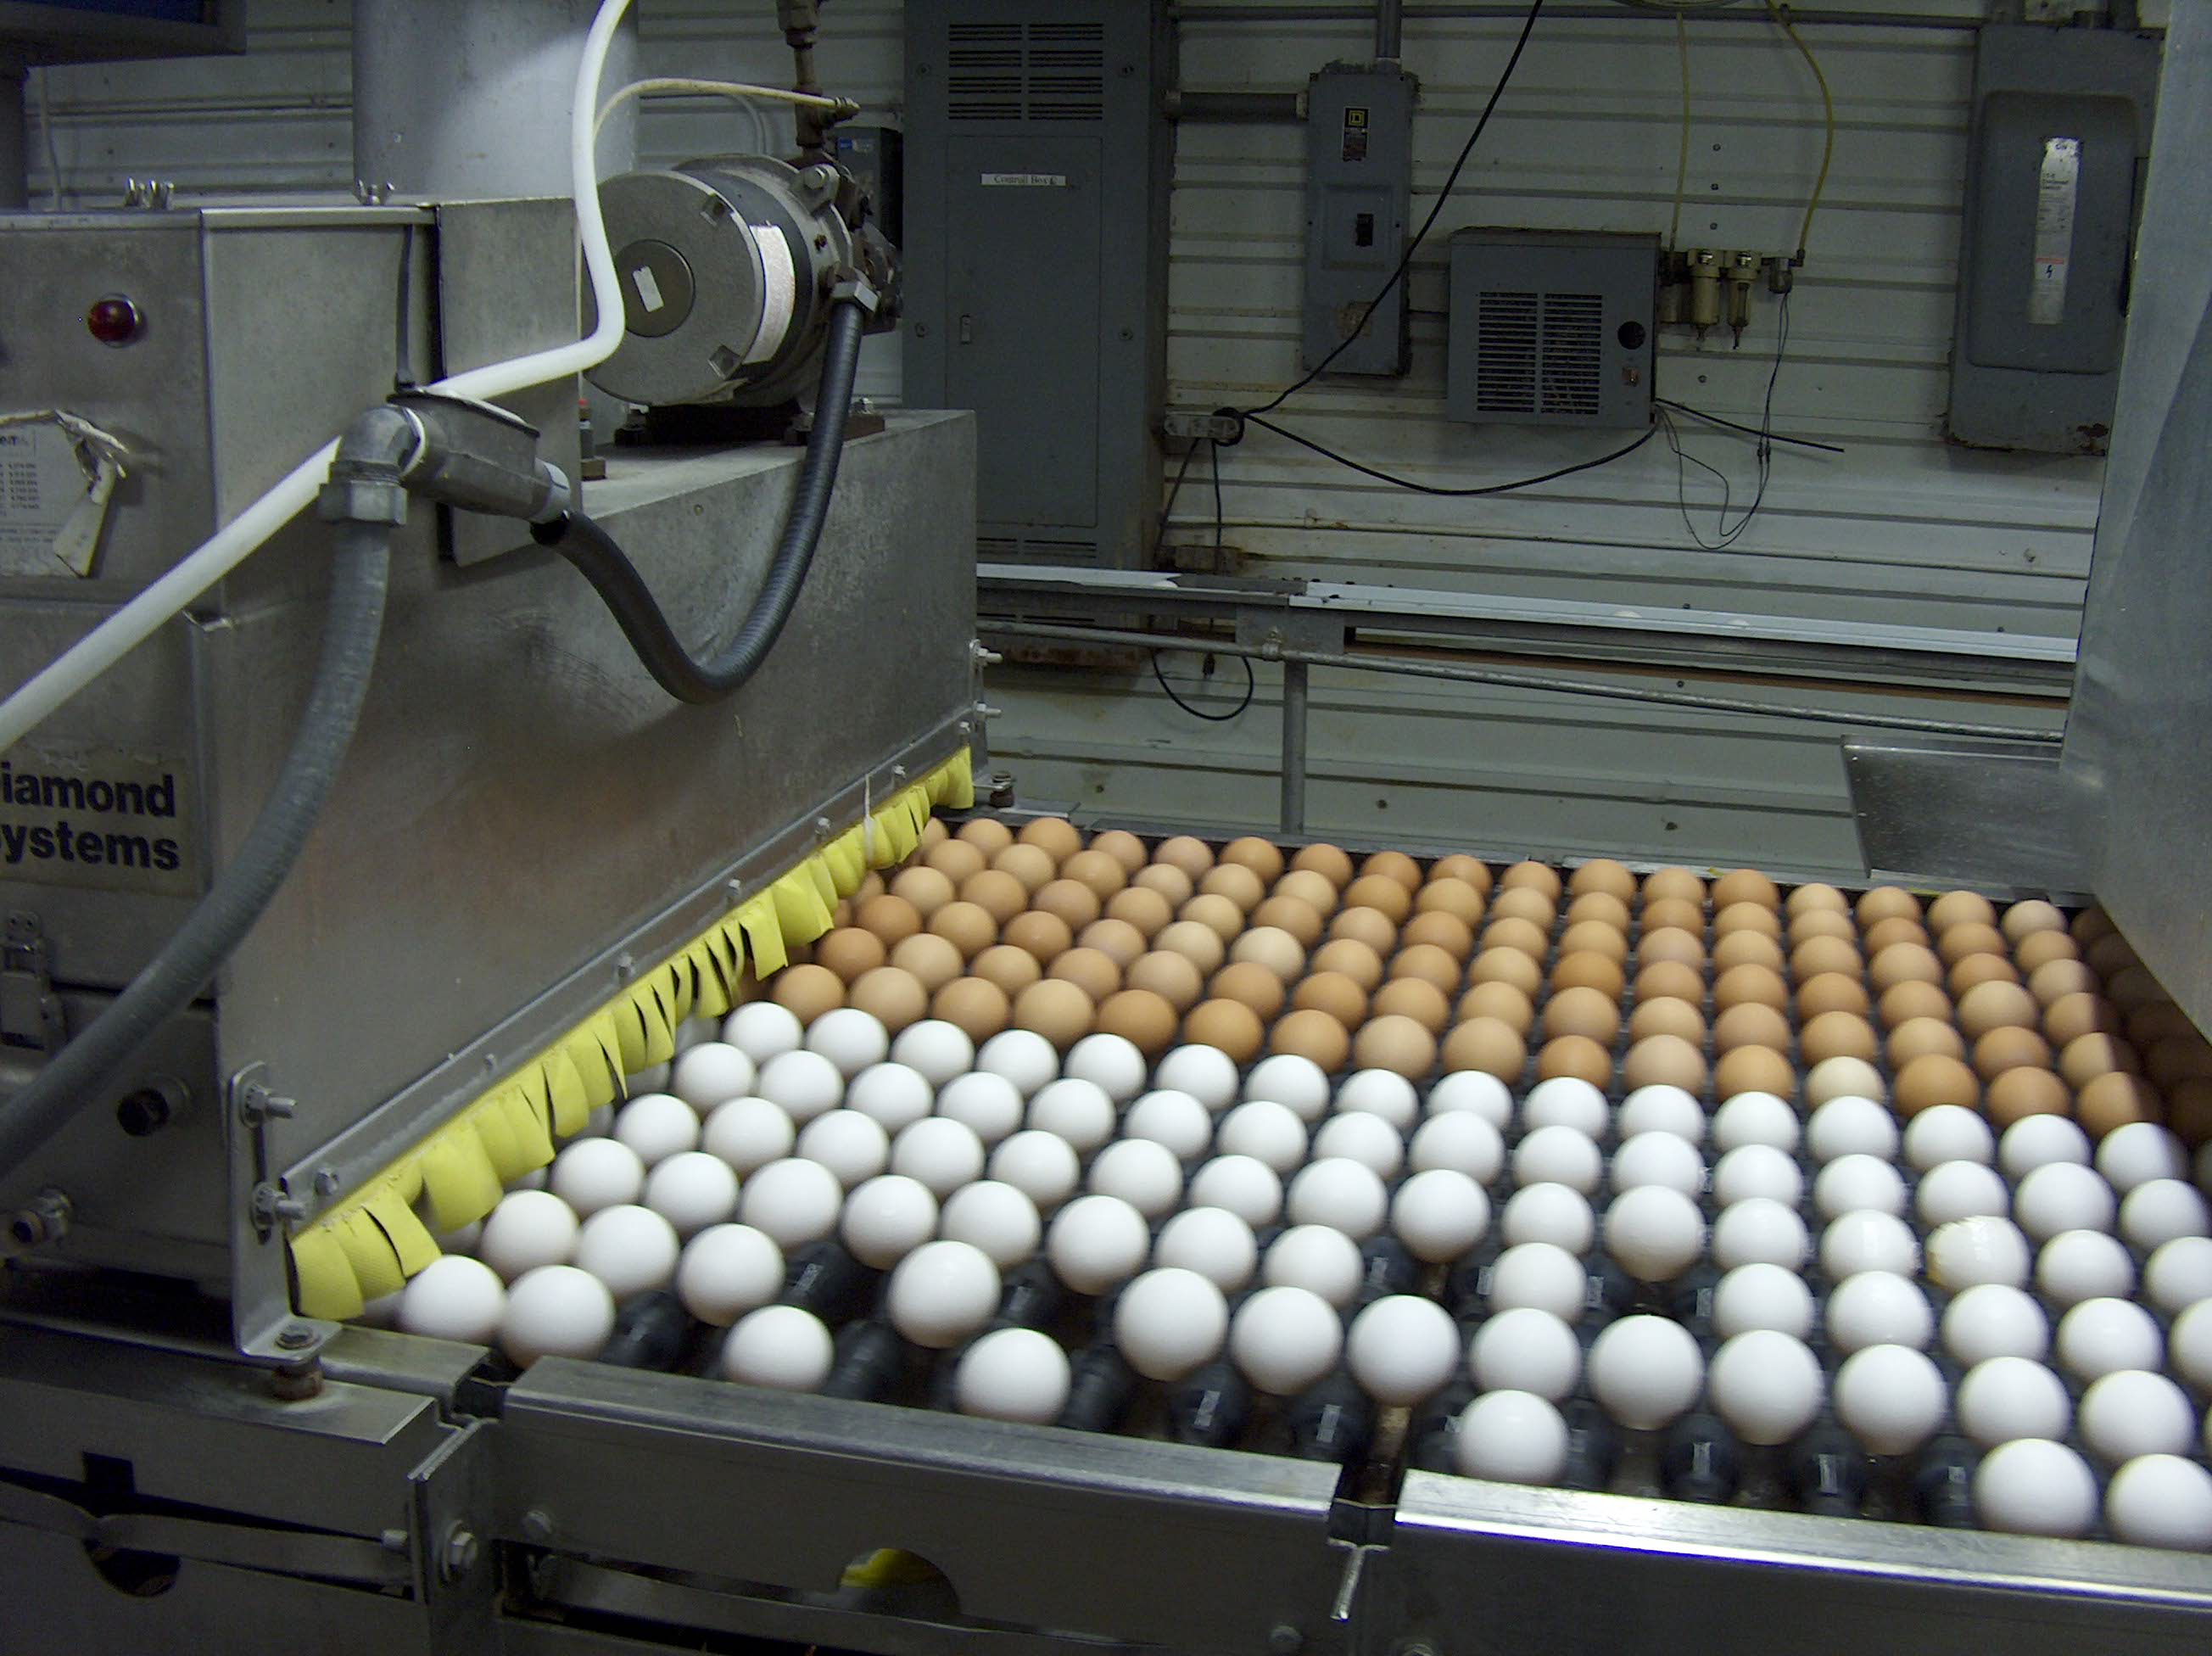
left=835, top=121, right=903, bottom=249
left=1946, top=25, right=2159, bottom=455
left=1446, top=228, right=1658, bottom=428
left=1303, top=62, right=1416, bottom=377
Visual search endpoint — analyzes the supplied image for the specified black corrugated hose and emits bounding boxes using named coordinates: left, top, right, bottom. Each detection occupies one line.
left=534, top=294, right=869, bottom=704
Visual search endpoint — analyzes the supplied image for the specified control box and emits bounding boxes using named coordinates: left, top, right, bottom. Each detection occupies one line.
left=1302, top=63, right=1417, bottom=378
left=1447, top=228, right=1658, bottom=429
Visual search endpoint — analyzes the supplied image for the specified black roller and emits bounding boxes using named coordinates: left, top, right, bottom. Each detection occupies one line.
left=780, top=1239, right=876, bottom=1323
left=1913, top=1435, right=1980, bottom=1529
left=1057, top=1342, right=1137, bottom=1434
left=1559, top=1398, right=1622, bottom=1492
left=1785, top=1422, right=1871, bottom=1518
left=1288, top=1369, right=1375, bottom=1468
left=820, top=1318, right=907, bottom=1402
left=1168, top=1360, right=1254, bottom=1448
left=1355, top=1236, right=1420, bottom=1307
left=1661, top=1411, right=1744, bottom=1504
left=996, top=1260, right=1066, bottom=1331
left=597, top=1290, right=695, bottom=1371
left=1410, top=1380, right=1478, bottom=1474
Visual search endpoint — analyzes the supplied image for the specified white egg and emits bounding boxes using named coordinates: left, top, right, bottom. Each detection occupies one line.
left=975, top=1029, right=1060, bottom=1097
left=2120, top=1179, right=2212, bottom=1252
left=956, top=1327, right=1070, bottom=1424
left=1333, top=1070, right=1418, bottom=1132
left=2078, top=1369, right=2197, bottom=1463
left=1710, top=1143, right=1803, bottom=1209
left=2104, top=1454, right=2212, bottom=1551
left=398, top=1255, right=507, bottom=1343
left=2036, top=1228, right=2134, bottom=1307
left=938, top=1179, right=1042, bottom=1269
left=1586, top=1315, right=1704, bottom=1430
left=1706, top=1329, right=1824, bottom=1446
left=721, top=1304, right=833, bottom=1390
left=1812, top=1153, right=1907, bottom=1221
left=2055, top=1295, right=2163, bottom=1381
left=794, top=1109, right=892, bottom=1190
left=2175, top=1301, right=2212, bottom=1390
left=1824, top=1270, right=1932, bottom=1354
left=2143, top=1235, right=2212, bottom=1314
left=675, top=1222, right=785, bottom=1324
left=612, top=1093, right=701, bottom=1166
left=669, top=1042, right=757, bottom=1111
left=1711, top=1262, right=1815, bottom=1340
left=1122, top=1088, right=1215, bottom=1161
left=1230, top=1284, right=1343, bottom=1395
left=1087, top=1138, right=1184, bottom=1219
left=511, top=1166, right=550, bottom=1194
left=1153, top=1043, right=1239, bottom=1111
left=1454, top=1390, right=1569, bottom=1485
left=756, top=1049, right=845, bottom=1124
left=1924, top=1215, right=2031, bottom=1291
left=1346, top=1295, right=1461, bottom=1405
left=722, top=1001, right=803, bottom=1065
left=1393, top=1168, right=1491, bottom=1263
left=838, top=1173, right=940, bottom=1269
left=1187, top=1154, right=1284, bottom=1228
left=1616, top=1085, right=1704, bottom=1144
left=1709, top=1091, right=1800, bottom=1155
left=1973, top=1438, right=2097, bottom=1536
left=1427, top=1070, right=1512, bottom=1128
left=2013, top=1161, right=2116, bottom=1242
left=641, top=1150, right=740, bottom=1237
left=1285, top=1156, right=1388, bottom=1239
left=805, top=1006, right=891, bottom=1078
left=573, top=1203, right=681, bottom=1300
left=736, top=1156, right=844, bottom=1249
left=887, top=1239, right=1001, bottom=1348
left=890, top=1116, right=987, bottom=1198
left=1311, top=1111, right=1405, bottom=1179
left=355, top=1290, right=405, bottom=1329
left=577, top=1105, right=616, bottom=1142
left=1710, top=1197, right=1809, bottom=1272
left=1997, top=1112, right=2092, bottom=1180
left=934, top=1071, right=1026, bottom=1146
left=1513, top=1124, right=1603, bottom=1195
left=1610, top=1131, right=1706, bottom=1197
left=888, top=1019, right=975, bottom=1087
left=1805, top=1095, right=1897, bottom=1165
left=1832, top=1343, right=1946, bottom=1455
left=843, top=1063, right=935, bottom=1136
left=1602, top=1185, right=1706, bottom=1283
left=434, top=1219, right=483, bottom=1256
left=988, top=1129, right=1082, bottom=1210
left=1467, top=1306, right=1580, bottom=1401
left=1521, top=1077, right=1607, bottom=1138
left=1114, top=1266, right=1229, bottom=1380
left=1902, top=1105, right=1995, bottom=1172
left=1500, top=1183, right=1595, bottom=1254
left=1046, top=1194, right=1151, bottom=1294
left=701, top=1097, right=796, bottom=1177
left=1025, top=1077, right=1117, bottom=1153
left=477, top=1190, right=580, bottom=1281
left=1488, top=1241, right=1587, bottom=1323
left=1216, top=1099, right=1310, bottom=1174
left=1262, top=1223, right=1365, bottom=1307
left=1063, top=1032, right=1148, bottom=1103
left=498, top=1264, right=614, bottom=1367
left=1408, top=1111, right=1505, bottom=1184
left=1243, top=1053, right=1332, bottom=1122
left=626, top=1060, right=671, bottom=1094
left=1153, top=1206, right=1257, bottom=1292
left=2097, top=1121, right=2188, bottom=1194
left=1818, top=1209, right=1922, bottom=1280
left=1941, top=1282, right=2049, bottom=1368
left=672, top=1014, right=719, bottom=1055
left=1915, top=1160, right=2009, bottom=1228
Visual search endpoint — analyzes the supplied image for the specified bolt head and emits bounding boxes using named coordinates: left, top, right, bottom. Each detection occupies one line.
left=276, top=1323, right=316, bottom=1350
left=1269, top=1626, right=1304, bottom=1653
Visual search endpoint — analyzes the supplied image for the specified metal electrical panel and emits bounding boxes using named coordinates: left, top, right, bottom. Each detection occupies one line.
left=1303, top=63, right=1416, bottom=377
left=1947, top=25, right=2159, bottom=455
left=905, top=0, right=1174, bottom=568
left=1446, top=229, right=1658, bottom=428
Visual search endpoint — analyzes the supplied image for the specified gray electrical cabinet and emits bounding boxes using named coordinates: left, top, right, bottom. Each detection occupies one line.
left=1446, top=228, right=1658, bottom=428
left=904, top=0, right=1174, bottom=568
left=1303, top=63, right=1417, bottom=377
left=1946, top=25, right=2159, bottom=455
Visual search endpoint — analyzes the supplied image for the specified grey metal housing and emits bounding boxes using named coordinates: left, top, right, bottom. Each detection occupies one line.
left=1447, top=228, right=1659, bottom=429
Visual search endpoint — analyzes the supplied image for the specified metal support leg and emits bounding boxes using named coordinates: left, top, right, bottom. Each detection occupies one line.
left=1376, top=0, right=1403, bottom=59
left=0, top=58, right=28, bottom=212
left=1280, top=658, right=1309, bottom=837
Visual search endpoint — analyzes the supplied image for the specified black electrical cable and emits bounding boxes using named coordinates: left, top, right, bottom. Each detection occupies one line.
left=1664, top=289, right=1793, bottom=549
left=1244, top=413, right=1656, bottom=496
left=1151, top=647, right=1256, bottom=721
left=1148, top=437, right=1257, bottom=722
left=536, top=297, right=869, bottom=703
left=1654, top=397, right=1842, bottom=453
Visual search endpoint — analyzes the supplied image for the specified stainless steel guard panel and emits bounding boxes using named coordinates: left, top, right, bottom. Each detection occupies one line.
left=1843, top=738, right=2088, bottom=894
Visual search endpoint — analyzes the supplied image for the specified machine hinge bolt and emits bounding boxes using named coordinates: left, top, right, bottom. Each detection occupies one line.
left=614, top=953, right=635, bottom=982
left=891, top=764, right=908, bottom=781
left=1269, top=1626, right=1304, bottom=1653
left=6, top=1188, right=71, bottom=1250
left=237, top=1082, right=296, bottom=1124
left=521, top=1509, right=556, bottom=1544
left=816, top=816, right=834, bottom=836
left=439, top=1524, right=480, bottom=1581
left=975, top=702, right=1001, bottom=719
left=314, top=1168, right=341, bottom=1196
left=276, top=1323, right=316, bottom=1350
left=254, top=1183, right=308, bottom=1224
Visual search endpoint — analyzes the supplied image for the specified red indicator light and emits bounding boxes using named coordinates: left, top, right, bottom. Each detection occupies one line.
left=87, top=296, right=142, bottom=346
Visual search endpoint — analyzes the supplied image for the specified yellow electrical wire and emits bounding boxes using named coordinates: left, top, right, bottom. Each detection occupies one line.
left=1765, top=0, right=1835, bottom=261
left=1668, top=14, right=1692, bottom=250
left=593, top=76, right=849, bottom=141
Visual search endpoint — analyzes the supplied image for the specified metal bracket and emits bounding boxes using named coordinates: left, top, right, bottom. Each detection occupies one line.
left=1, top=912, right=66, bottom=1054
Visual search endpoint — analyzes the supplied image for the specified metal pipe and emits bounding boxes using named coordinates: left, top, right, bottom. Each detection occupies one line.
left=1377, top=0, right=1404, bottom=59
left=983, top=619, right=2064, bottom=744
left=1280, top=658, right=1310, bottom=836
left=1176, top=3, right=1977, bottom=27
left=1166, top=89, right=1306, bottom=123
left=0, top=56, right=27, bottom=212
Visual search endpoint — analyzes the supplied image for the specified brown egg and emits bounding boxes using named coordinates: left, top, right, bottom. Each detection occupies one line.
left=2070, top=907, right=2115, bottom=947
left=1272, top=1008, right=1352, bottom=1071
left=1936, top=922, right=2007, bottom=969
left=1154, top=835, right=1215, bottom=881
left=1553, top=949, right=1628, bottom=1001
left=1079, top=917, right=1148, bottom=971
left=1567, top=859, right=1638, bottom=902
left=1500, top=860, right=1564, bottom=902
left=1133, top=862, right=1196, bottom=907
left=1275, top=869, right=1341, bottom=915
left=2165, top=1077, right=2212, bottom=1148
left=1998, top=898, right=2065, bottom=944
left=1714, top=901, right=1782, bottom=941
left=1894, top=1053, right=1980, bottom=1116
left=960, top=868, right=1031, bottom=926
left=848, top=966, right=928, bottom=1033
left=1714, top=964, right=1790, bottom=1014
left=1801, top=1011, right=1879, bottom=1066
left=1623, top=1034, right=1708, bottom=1094
left=1402, top=910, right=1477, bottom=962
left=1252, top=895, right=1327, bottom=949
left=1926, top=890, right=1997, bottom=932
left=2027, top=958, right=2096, bottom=1008
left=890, top=933, right=964, bottom=994
left=1186, top=998, right=1265, bottom=1065
left=1467, top=947, right=1544, bottom=999
left=1329, top=906, right=1399, bottom=954
left=1642, top=867, right=1707, bottom=907
left=1856, top=886, right=1922, bottom=928
left=2058, top=1032, right=2140, bottom=1090
left=1956, top=980, right=2039, bottom=1041
left=1443, top=1017, right=1527, bottom=1082
left=1559, top=920, right=1628, bottom=965
left=1087, top=829, right=1148, bottom=876
left=1003, top=909, right=1075, bottom=966
left=1104, top=885, right=1173, bottom=940
left=1889, top=1017, right=1967, bottom=1069
left=1198, top=862, right=1265, bottom=915
left=1788, top=909, right=1857, bottom=947
left=1539, top=1034, right=1614, bottom=1088
left=1797, top=971, right=1870, bottom=1021
left=1543, top=985, right=1622, bottom=1045
left=932, top=976, right=1010, bottom=1043
left=1862, top=915, right=1932, bottom=955
left=1879, top=979, right=1954, bottom=1030
left=993, top=842, right=1058, bottom=895
left=2108, top=965, right=2168, bottom=1012
left=1017, top=816, right=1083, bottom=864
left=1181, top=892, right=1245, bottom=944
left=928, top=900, right=998, bottom=961
left=1209, top=960, right=1288, bottom=1021
left=1790, top=937, right=1863, bottom=982
left=1222, top=835, right=1288, bottom=886
left=1310, top=937, right=1386, bottom=993
left=1711, top=931, right=1785, bottom=975
left=1356, top=849, right=1421, bottom=894
left=1713, top=869, right=1781, bottom=911
left=1093, top=989, right=1179, bottom=1058
left=1629, top=995, right=1708, bottom=1047
left=2043, top=991, right=2120, bottom=1049
left=1491, top=886, right=1558, bottom=930
left=1155, top=919, right=1227, bottom=976
left=1483, top=916, right=1552, bottom=960
left=972, top=944, right=1042, bottom=999
left=1565, top=891, right=1632, bottom=932
left=1430, top=854, right=1495, bottom=895
left=1390, top=943, right=1463, bottom=995
left=1459, top=979, right=1536, bottom=1035
left=856, top=894, right=924, bottom=949
left=816, top=927, right=889, bottom=985
left=1975, top=1025, right=2053, bottom=1083
left=852, top=872, right=887, bottom=907
left=771, top=963, right=846, bottom=1024
left=1061, top=848, right=1128, bottom=902
left=2013, top=930, right=2078, bottom=974
left=1343, top=874, right=1414, bottom=925
left=1372, top=977, right=1451, bottom=1036
left=1291, top=842, right=1355, bottom=889
left=2130, top=1002, right=2200, bottom=1048
left=2087, top=932, right=2142, bottom=979
left=1985, top=1066, right=2070, bottom=1126
left=1230, top=926, right=1305, bottom=983
left=1127, top=949, right=1204, bottom=1012
left=1635, top=959, right=1706, bottom=1005
left=1638, top=926, right=1706, bottom=970
left=1786, top=881, right=1851, bottom=917
left=890, top=865, right=956, bottom=920
left=1295, top=970, right=1371, bottom=1030
left=958, top=817, right=1015, bottom=854
left=2076, top=1071, right=2159, bottom=1140
left=1870, top=943, right=1945, bottom=993
left=1715, top=1001, right=1793, bottom=1055
left=1642, top=897, right=1707, bottom=937
left=1014, top=977, right=1096, bottom=1050
left=1716, top=1044, right=1796, bottom=1103
left=1049, top=947, right=1122, bottom=1004
left=785, top=940, right=818, bottom=965
left=1034, top=879, right=1103, bottom=933
left=830, top=900, right=853, bottom=931
left=925, top=838, right=988, bottom=886
left=1947, top=953, right=2019, bottom=997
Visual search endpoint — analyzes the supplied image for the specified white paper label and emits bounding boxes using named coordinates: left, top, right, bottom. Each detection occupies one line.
left=745, top=223, right=797, bottom=366
left=980, top=172, right=1070, bottom=187
left=0, top=422, right=96, bottom=573
left=2030, top=136, right=2080, bottom=327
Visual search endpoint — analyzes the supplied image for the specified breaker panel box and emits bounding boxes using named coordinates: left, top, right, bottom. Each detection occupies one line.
left=1302, top=63, right=1417, bottom=377
left=1446, top=228, right=1658, bottom=428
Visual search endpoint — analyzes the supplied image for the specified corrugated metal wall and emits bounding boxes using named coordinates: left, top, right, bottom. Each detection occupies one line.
left=30, top=0, right=2109, bottom=876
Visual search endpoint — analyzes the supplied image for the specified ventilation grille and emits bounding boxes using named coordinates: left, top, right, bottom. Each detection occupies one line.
left=1474, top=289, right=1605, bottom=417
left=948, top=20, right=1105, bottom=122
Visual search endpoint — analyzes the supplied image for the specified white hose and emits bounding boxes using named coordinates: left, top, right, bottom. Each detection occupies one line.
left=0, top=0, right=636, bottom=756
left=593, top=76, right=845, bottom=142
